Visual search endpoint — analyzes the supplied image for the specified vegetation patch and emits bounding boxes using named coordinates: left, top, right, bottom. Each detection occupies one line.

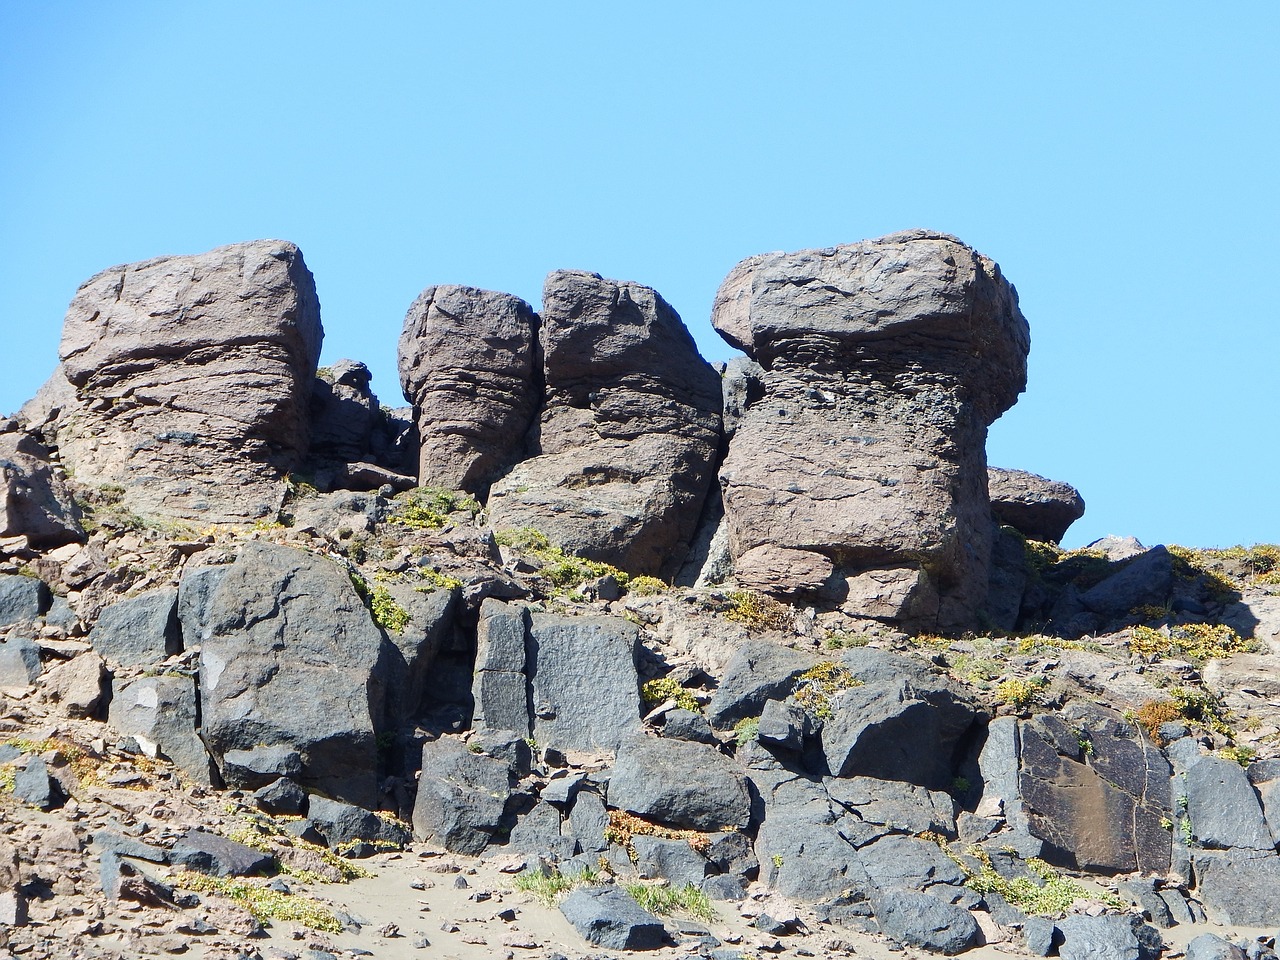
left=4, top=737, right=100, bottom=785
left=494, top=526, right=630, bottom=596
left=513, top=865, right=599, bottom=905
left=1128, top=622, right=1253, bottom=663
left=177, top=872, right=342, bottom=932
left=390, top=486, right=480, bottom=530
left=962, top=849, right=1121, bottom=916
left=793, top=661, right=861, bottom=722
left=641, top=677, right=699, bottom=713
left=724, top=590, right=792, bottom=631
left=604, top=810, right=710, bottom=861
left=627, top=575, right=667, bottom=596
left=1134, top=687, right=1234, bottom=742
left=226, top=810, right=373, bottom=883
left=996, top=676, right=1049, bottom=711
left=733, top=716, right=760, bottom=748
left=624, top=881, right=714, bottom=920
left=369, top=585, right=410, bottom=633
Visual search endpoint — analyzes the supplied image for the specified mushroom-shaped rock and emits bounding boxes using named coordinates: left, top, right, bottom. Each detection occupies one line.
left=52, top=240, right=322, bottom=523
left=712, top=230, right=1030, bottom=631
left=488, top=271, right=722, bottom=578
left=398, top=286, right=540, bottom=494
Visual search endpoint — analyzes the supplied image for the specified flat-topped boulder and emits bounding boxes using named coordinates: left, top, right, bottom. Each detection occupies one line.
left=713, top=230, right=1030, bottom=630
left=989, top=467, right=1086, bottom=544
left=488, top=271, right=721, bottom=578
left=49, top=240, right=322, bottom=523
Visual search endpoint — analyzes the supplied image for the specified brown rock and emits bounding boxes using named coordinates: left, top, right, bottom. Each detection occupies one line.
left=713, top=230, right=1029, bottom=630
left=39, top=650, right=106, bottom=718
left=988, top=467, right=1085, bottom=544
left=488, top=271, right=722, bottom=577
left=398, top=285, right=539, bottom=494
left=51, top=239, right=322, bottom=523
left=0, top=431, right=84, bottom=548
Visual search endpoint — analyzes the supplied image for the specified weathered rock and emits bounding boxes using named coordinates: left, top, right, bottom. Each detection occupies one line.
left=253, top=777, right=307, bottom=816
left=0, top=839, right=26, bottom=927
left=472, top=599, right=531, bottom=735
left=0, top=635, right=42, bottom=687
left=756, top=699, right=808, bottom=752
left=713, top=230, right=1029, bottom=630
left=661, top=708, right=717, bottom=745
left=39, top=651, right=106, bottom=718
left=1181, top=754, right=1274, bottom=850
left=176, top=563, right=227, bottom=649
left=0, top=574, right=50, bottom=627
left=412, top=737, right=510, bottom=855
left=306, top=796, right=410, bottom=849
left=398, top=285, right=540, bottom=494
left=109, top=673, right=213, bottom=784
left=510, top=801, right=574, bottom=859
left=565, top=790, right=610, bottom=854
left=376, top=580, right=457, bottom=724
left=1078, top=546, right=1174, bottom=618
left=99, top=851, right=174, bottom=906
left=308, top=359, right=380, bottom=466
left=985, top=523, right=1031, bottom=632
left=632, top=835, right=708, bottom=886
left=526, top=612, right=643, bottom=753
left=819, top=649, right=977, bottom=788
left=559, top=885, right=666, bottom=950
left=0, top=431, right=84, bottom=547
left=721, top=356, right=764, bottom=440
left=92, top=830, right=169, bottom=863
left=90, top=587, right=181, bottom=667
left=53, top=239, right=323, bottom=522
left=1056, top=914, right=1162, bottom=960
left=1185, top=933, right=1249, bottom=960
left=488, top=270, right=722, bottom=578
left=826, top=777, right=957, bottom=837
left=169, top=829, right=275, bottom=878
left=200, top=542, right=387, bottom=806
left=988, top=467, right=1086, bottom=544
left=611, top=735, right=751, bottom=831
left=753, top=776, right=862, bottom=900
left=871, top=889, right=980, bottom=955
left=221, top=744, right=304, bottom=788
left=1018, top=710, right=1172, bottom=874
left=706, top=639, right=817, bottom=729
left=13, top=755, right=65, bottom=810
left=1193, top=848, right=1280, bottom=926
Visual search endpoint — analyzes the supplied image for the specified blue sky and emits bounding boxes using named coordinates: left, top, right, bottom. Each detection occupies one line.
left=2, top=4, right=1276, bottom=549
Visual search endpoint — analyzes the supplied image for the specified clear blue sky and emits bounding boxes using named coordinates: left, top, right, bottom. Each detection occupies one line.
left=2, top=4, right=1276, bottom=550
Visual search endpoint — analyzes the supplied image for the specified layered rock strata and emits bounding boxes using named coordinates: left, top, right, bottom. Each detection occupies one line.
left=50, top=240, right=322, bottom=522
left=712, top=229, right=1030, bottom=630
left=488, top=271, right=722, bottom=577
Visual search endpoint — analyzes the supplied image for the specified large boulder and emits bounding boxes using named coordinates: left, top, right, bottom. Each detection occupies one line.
left=412, top=737, right=511, bottom=855
left=988, top=467, right=1085, bottom=544
left=712, top=230, right=1029, bottom=631
left=108, top=674, right=213, bottom=785
left=0, top=574, right=50, bottom=627
left=90, top=587, right=181, bottom=668
left=559, top=885, right=666, bottom=951
left=198, top=542, right=387, bottom=806
left=609, top=735, right=752, bottom=830
left=0, top=430, right=84, bottom=547
left=50, top=240, right=322, bottom=523
left=398, top=285, right=540, bottom=494
left=488, top=271, right=722, bottom=578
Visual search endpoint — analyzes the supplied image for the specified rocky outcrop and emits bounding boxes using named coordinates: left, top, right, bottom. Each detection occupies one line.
left=0, top=428, right=84, bottom=549
left=49, top=240, right=322, bottom=523
left=198, top=541, right=386, bottom=806
left=399, top=285, right=540, bottom=494
left=713, top=230, right=1029, bottom=630
left=988, top=467, right=1086, bottom=544
left=488, top=271, right=722, bottom=578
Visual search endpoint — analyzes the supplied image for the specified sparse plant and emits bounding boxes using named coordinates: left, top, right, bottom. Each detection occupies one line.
left=176, top=872, right=342, bottom=931
left=1128, top=622, right=1253, bottom=663
left=604, top=810, right=710, bottom=862
left=369, top=585, right=410, bottom=633
left=724, top=590, right=793, bottom=631
left=733, top=716, right=760, bottom=748
left=1136, top=687, right=1233, bottom=742
left=996, top=676, right=1049, bottom=711
left=793, top=661, right=861, bottom=722
left=627, top=575, right=666, bottom=596
left=641, top=677, right=699, bottom=713
left=390, top=486, right=479, bottom=530
left=494, top=525, right=630, bottom=596
left=624, top=881, right=714, bottom=920
left=1220, top=745, right=1256, bottom=767
left=513, top=866, right=598, bottom=905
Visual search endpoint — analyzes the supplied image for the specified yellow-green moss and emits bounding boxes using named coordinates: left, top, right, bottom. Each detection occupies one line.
left=640, top=677, right=699, bottom=713
left=793, top=661, right=861, bottom=722
left=1128, top=623, right=1253, bottom=663
left=177, top=872, right=342, bottom=931
left=389, top=487, right=480, bottom=530
left=724, top=591, right=792, bottom=631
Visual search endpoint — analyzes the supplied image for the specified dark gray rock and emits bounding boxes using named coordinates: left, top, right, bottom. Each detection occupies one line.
left=1194, top=848, right=1280, bottom=926
left=176, top=564, right=227, bottom=650
left=0, top=574, right=49, bottom=627
left=705, top=831, right=758, bottom=879
left=610, top=735, right=751, bottom=831
left=712, top=231, right=1029, bottom=630
left=753, top=776, right=863, bottom=900
left=99, top=851, right=174, bottom=906
left=12, top=755, right=65, bottom=810
left=509, top=801, right=575, bottom=859
left=871, top=889, right=980, bottom=955
left=706, top=639, right=816, bottom=729
left=306, top=796, right=410, bottom=849
left=253, top=778, right=307, bottom=816
left=826, top=777, right=957, bottom=837
left=376, top=580, right=457, bottom=725
left=200, top=542, right=387, bottom=806
left=0, top=635, right=42, bottom=687
left=756, top=699, right=807, bottom=752
left=559, top=885, right=666, bottom=950
left=988, top=467, right=1086, bottom=544
left=661, top=709, right=716, bottom=744
left=1157, top=887, right=1196, bottom=926
left=1019, top=710, right=1172, bottom=874
left=1118, top=878, right=1176, bottom=928
left=307, top=359, right=380, bottom=467
left=472, top=599, right=531, bottom=736
left=721, top=356, right=765, bottom=440
left=540, top=772, right=585, bottom=807
left=857, top=834, right=966, bottom=892
left=488, top=270, right=722, bottom=579
left=1079, top=546, right=1174, bottom=619
left=92, top=830, right=169, bottom=863
left=475, top=599, right=528, bottom=672
left=985, top=522, right=1030, bottom=632
left=526, top=613, right=643, bottom=753
left=470, top=728, right=533, bottom=778
left=90, top=587, right=181, bottom=667
left=412, top=737, right=510, bottom=855
left=1056, top=914, right=1162, bottom=960
left=108, top=673, right=213, bottom=785
left=1023, top=916, right=1059, bottom=956
left=701, top=874, right=746, bottom=901
left=398, top=285, right=540, bottom=495
left=565, top=791, right=609, bottom=854
left=1186, top=934, right=1249, bottom=960
left=220, top=745, right=304, bottom=788
left=53, top=240, right=322, bottom=524
left=472, top=671, right=530, bottom=737
left=1183, top=755, right=1274, bottom=850
left=631, top=835, right=708, bottom=886
left=820, top=650, right=977, bottom=789
left=169, top=829, right=275, bottom=877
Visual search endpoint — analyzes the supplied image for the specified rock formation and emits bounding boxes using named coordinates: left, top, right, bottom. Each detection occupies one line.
left=399, top=285, right=540, bottom=494
left=989, top=466, right=1086, bottom=544
left=712, top=229, right=1029, bottom=630
left=46, top=240, right=322, bottom=523
left=487, top=270, right=722, bottom=577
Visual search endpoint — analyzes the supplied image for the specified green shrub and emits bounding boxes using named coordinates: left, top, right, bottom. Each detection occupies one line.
left=389, top=487, right=480, bottom=530
left=627, top=575, right=667, bottom=596
left=733, top=716, right=760, bottom=747
left=369, top=585, right=410, bottom=632
left=641, top=677, right=699, bottom=713
left=996, top=676, right=1049, bottom=711
left=1128, top=623, right=1253, bottom=663
left=624, top=882, right=714, bottom=920
left=724, top=591, right=792, bottom=631
left=793, top=661, right=860, bottom=722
